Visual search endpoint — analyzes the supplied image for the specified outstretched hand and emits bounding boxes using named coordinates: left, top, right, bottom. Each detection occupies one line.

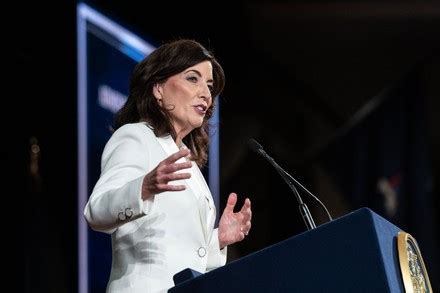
left=218, top=193, right=252, bottom=249
left=141, top=148, right=192, bottom=200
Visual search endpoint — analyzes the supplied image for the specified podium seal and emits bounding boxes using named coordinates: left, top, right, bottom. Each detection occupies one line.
left=397, top=232, right=432, bottom=293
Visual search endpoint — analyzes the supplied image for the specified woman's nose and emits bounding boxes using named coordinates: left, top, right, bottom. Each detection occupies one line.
left=199, top=84, right=212, bottom=100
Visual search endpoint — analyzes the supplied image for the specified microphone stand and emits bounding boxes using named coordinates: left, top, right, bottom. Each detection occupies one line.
left=259, top=149, right=317, bottom=230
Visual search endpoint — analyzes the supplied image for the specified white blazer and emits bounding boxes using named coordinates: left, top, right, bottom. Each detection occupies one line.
left=84, top=122, right=227, bottom=293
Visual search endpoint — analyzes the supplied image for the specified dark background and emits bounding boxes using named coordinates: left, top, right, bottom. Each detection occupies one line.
left=9, top=0, right=439, bottom=292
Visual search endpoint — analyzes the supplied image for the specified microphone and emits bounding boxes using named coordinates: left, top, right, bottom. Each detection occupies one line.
left=248, top=138, right=333, bottom=230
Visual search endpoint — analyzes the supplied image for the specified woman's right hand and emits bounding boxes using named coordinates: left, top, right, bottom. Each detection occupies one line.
left=141, top=148, right=192, bottom=200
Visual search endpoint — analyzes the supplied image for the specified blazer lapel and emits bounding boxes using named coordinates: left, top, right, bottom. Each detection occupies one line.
left=156, top=135, right=210, bottom=242
left=193, top=166, right=216, bottom=234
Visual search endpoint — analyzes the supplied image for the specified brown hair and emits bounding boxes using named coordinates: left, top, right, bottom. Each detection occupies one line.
left=114, top=39, right=225, bottom=166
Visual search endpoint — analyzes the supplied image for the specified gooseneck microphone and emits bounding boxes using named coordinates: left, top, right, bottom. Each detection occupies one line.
left=248, top=138, right=333, bottom=230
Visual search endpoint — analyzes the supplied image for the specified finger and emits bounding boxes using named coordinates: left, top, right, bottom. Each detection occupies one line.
left=156, top=183, right=186, bottom=192
left=224, top=193, right=237, bottom=213
left=160, top=161, right=192, bottom=174
left=162, top=148, right=191, bottom=165
left=240, top=221, right=251, bottom=237
left=240, top=198, right=251, bottom=218
left=244, top=221, right=251, bottom=232
left=240, top=198, right=251, bottom=211
left=158, top=172, right=191, bottom=183
left=242, top=209, right=252, bottom=222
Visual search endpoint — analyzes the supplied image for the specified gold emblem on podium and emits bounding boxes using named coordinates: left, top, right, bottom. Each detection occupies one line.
left=397, top=232, right=432, bottom=293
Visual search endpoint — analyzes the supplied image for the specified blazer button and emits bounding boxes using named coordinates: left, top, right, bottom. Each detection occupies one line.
left=118, top=211, right=126, bottom=221
left=197, top=247, right=206, bottom=257
left=125, top=208, right=133, bottom=219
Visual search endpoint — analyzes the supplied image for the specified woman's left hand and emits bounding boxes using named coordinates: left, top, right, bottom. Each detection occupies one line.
left=218, top=193, right=252, bottom=249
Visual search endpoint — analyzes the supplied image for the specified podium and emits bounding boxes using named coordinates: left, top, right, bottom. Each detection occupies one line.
left=169, top=208, right=429, bottom=292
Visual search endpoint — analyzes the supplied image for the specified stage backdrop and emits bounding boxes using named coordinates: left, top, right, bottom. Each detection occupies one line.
left=320, top=70, right=439, bottom=289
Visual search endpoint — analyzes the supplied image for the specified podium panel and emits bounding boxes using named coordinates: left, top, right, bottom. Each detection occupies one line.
left=170, top=208, right=408, bottom=292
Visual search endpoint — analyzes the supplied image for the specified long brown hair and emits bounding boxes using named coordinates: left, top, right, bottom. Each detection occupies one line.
left=114, top=39, right=225, bottom=166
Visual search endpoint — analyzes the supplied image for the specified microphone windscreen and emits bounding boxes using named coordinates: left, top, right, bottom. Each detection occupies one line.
left=248, top=138, right=263, bottom=153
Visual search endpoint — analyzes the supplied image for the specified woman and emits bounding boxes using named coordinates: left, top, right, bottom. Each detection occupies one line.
left=84, top=39, right=252, bottom=292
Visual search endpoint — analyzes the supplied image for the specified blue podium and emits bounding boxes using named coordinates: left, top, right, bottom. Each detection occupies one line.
left=169, top=208, right=413, bottom=292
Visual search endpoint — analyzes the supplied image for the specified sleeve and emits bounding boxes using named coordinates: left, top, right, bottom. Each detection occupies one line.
left=83, top=124, right=155, bottom=234
left=205, top=228, right=228, bottom=271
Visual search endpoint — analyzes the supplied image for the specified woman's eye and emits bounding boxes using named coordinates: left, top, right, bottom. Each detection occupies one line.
left=187, top=76, right=198, bottom=82
left=208, top=85, right=214, bottom=94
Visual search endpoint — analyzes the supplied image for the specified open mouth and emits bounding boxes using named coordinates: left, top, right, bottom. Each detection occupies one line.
left=194, top=104, right=207, bottom=114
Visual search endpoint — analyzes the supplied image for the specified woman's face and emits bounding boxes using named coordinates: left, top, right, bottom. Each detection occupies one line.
left=154, top=60, right=213, bottom=136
